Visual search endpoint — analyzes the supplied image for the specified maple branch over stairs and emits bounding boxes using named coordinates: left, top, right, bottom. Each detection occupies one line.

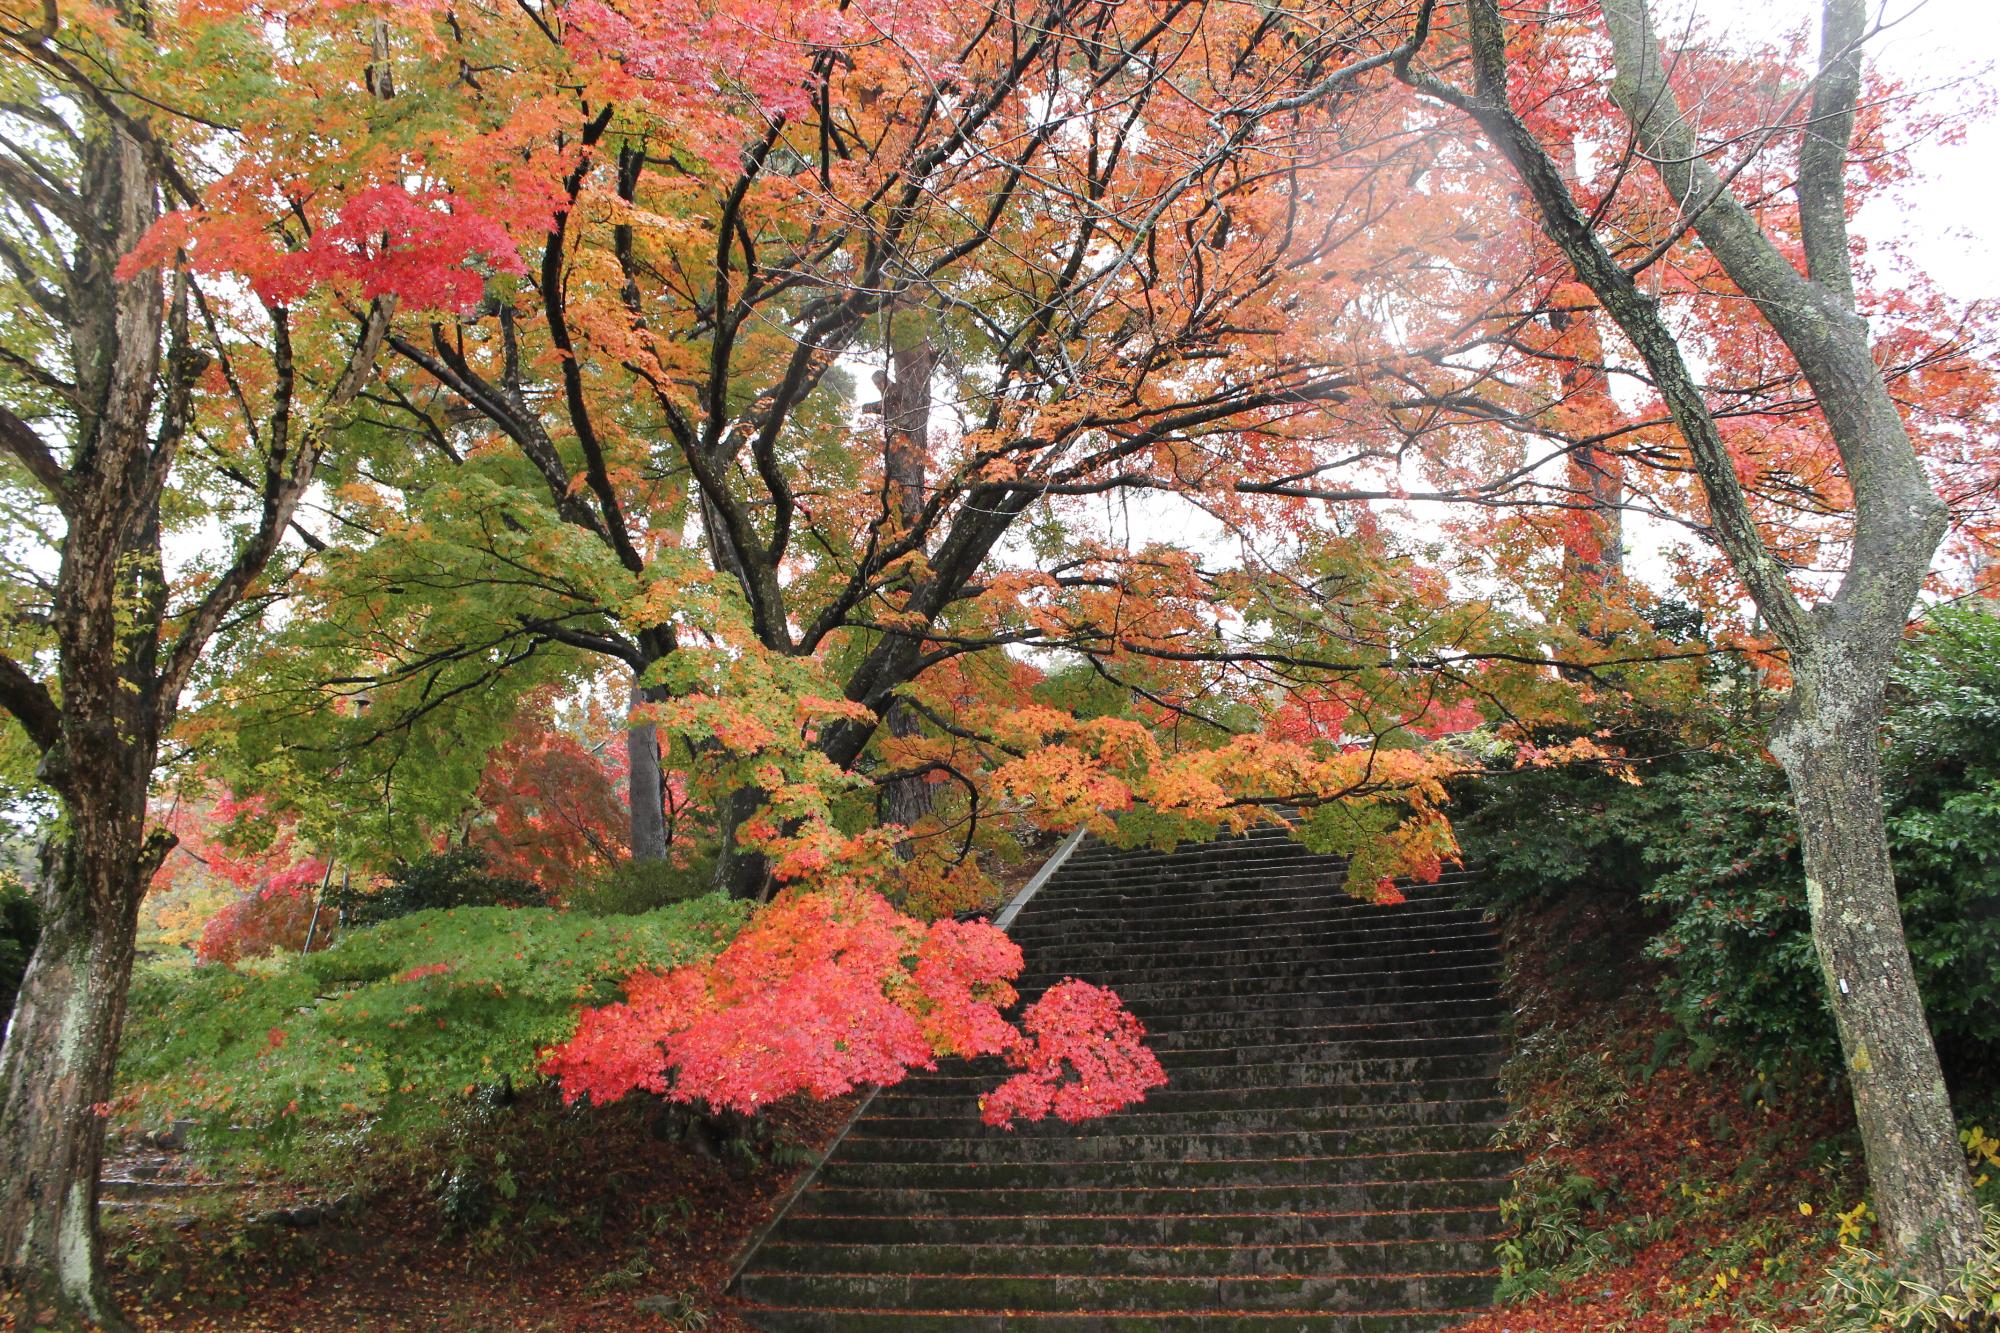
left=732, top=826, right=1515, bottom=1330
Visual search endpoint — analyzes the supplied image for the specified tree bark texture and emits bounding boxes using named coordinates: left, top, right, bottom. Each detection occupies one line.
left=0, top=19, right=386, bottom=1318
left=1772, top=663, right=1983, bottom=1266
left=881, top=318, right=938, bottom=848
left=711, top=786, right=773, bottom=901
left=0, top=836, right=160, bottom=1332
left=627, top=679, right=668, bottom=863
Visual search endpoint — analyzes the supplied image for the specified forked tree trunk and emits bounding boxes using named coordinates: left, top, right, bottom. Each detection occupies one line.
left=1772, top=662, right=1984, bottom=1266
left=0, top=829, right=161, bottom=1332
left=1397, top=0, right=1986, bottom=1279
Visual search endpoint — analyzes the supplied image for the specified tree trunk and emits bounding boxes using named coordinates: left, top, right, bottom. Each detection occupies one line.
left=711, top=787, right=771, bottom=901
left=880, top=316, right=937, bottom=851
left=1772, top=665, right=1984, bottom=1269
left=0, top=833, right=157, bottom=1332
left=1549, top=304, right=1624, bottom=602
left=1401, top=0, right=1986, bottom=1277
left=627, top=680, right=668, bottom=863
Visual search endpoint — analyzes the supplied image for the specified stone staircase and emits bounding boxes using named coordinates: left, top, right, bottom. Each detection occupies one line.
left=735, top=826, right=1514, bottom=1331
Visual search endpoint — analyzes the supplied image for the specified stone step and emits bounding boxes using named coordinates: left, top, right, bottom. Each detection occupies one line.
left=1064, top=976, right=1504, bottom=1016
left=737, top=834, right=1510, bottom=1333
left=870, top=1074, right=1505, bottom=1119
left=1140, top=1012, right=1506, bottom=1050
left=752, top=1236, right=1500, bottom=1277
left=1128, top=996, right=1508, bottom=1038
left=855, top=1097, right=1512, bottom=1139
left=880, top=1050, right=1506, bottom=1097
left=772, top=1205, right=1504, bottom=1248
left=1044, top=858, right=1476, bottom=889
left=1007, top=903, right=1488, bottom=945
left=1014, top=945, right=1499, bottom=991
left=1057, top=836, right=1322, bottom=869
left=738, top=1307, right=1477, bottom=1332
left=1014, top=921, right=1499, bottom=966
left=99, top=1177, right=246, bottom=1200
left=736, top=1270, right=1500, bottom=1315
left=1033, top=876, right=1465, bottom=910
left=787, top=1176, right=1511, bottom=1219
left=1143, top=1032, right=1506, bottom=1068
left=1019, top=962, right=1500, bottom=1004
left=837, top=1120, right=1502, bottom=1165
left=1096, top=980, right=1504, bottom=1022
left=1028, top=877, right=1479, bottom=916
left=817, top=1148, right=1518, bottom=1192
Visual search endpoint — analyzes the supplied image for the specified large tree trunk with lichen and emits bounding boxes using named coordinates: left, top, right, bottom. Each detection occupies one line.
left=1773, top=660, right=1984, bottom=1267
left=0, top=829, right=159, bottom=1333
left=0, top=21, right=385, bottom=1316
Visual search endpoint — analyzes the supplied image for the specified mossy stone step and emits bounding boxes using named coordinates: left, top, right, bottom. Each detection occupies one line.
left=736, top=1269, right=1499, bottom=1314
left=773, top=1205, right=1504, bottom=1248
left=789, top=1176, right=1510, bottom=1218
left=739, top=1308, right=1477, bottom=1332
left=752, top=1236, right=1500, bottom=1277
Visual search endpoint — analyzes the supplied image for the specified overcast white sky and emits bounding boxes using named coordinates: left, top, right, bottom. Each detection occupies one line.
left=1731, top=0, right=2000, bottom=300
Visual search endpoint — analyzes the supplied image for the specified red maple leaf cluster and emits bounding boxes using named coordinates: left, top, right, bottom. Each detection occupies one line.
left=120, top=184, right=523, bottom=312
left=194, top=880, right=321, bottom=966
left=981, top=979, right=1168, bottom=1129
left=541, top=887, right=1163, bottom=1127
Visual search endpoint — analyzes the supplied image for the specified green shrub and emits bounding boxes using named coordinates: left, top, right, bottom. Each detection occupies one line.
left=1453, top=607, right=2000, bottom=1077
left=565, top=855, right=713, bottom=915
left=333, top=848, right=538, bottom=927
left=1449, top=754, right=1673, bottom=906
left=1639, top=753, right=1833, bottom=1061
left=0, top=871, right=37, bottom=1024
left=1642, top=611, right=2000, bottom=1072
left=117, top=894, right=749, bottom=1161
left=1880, top=610, right=2000, bottom=1070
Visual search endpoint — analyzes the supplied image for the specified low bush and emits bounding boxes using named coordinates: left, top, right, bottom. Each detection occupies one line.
left=1454, top=607, right=2000, bottom=1078
left=117, top=893, right=749, bottom=1161
left=193, top=883, right=319, bottom=966
left=332, top=848, right=539, bottom=927
left=564, top=855, right=713, bottom=915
